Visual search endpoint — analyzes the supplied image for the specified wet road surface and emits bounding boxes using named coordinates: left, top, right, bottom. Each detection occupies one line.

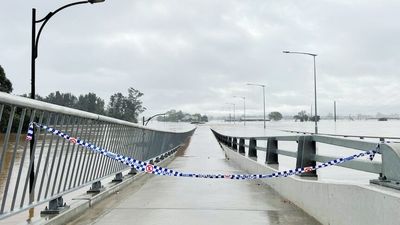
left=69, top=125, right=320, bottom=225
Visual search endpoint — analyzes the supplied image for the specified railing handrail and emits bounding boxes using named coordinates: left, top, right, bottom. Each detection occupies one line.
left=211, top=129, right=400, bottom=190
left=212, top=128, right=400, bottom=190
left=0, top=92, right=193, bottom=134
left=279, top=128, right=400, bottom=140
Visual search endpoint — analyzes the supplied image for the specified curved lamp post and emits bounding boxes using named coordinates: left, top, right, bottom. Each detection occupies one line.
left=143, top=113, right=167, bottom=126
left=283, top=50, right=318, bottom=134
left=29, top=0, right=104, bottom=216
left=233, top=96, right=246, bottom=126
left=31, top=0, right=105, bottom=100
left=247, top=83, right=266, bottom=129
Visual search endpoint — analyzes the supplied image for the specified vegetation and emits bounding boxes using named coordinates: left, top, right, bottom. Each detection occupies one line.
left=0, top=65, right=17, bottom=132
left=20, top=87, right=145, bottom=123
left=157, top=109, right=208, bottom=123
left=268, top=111, right=283, bottom=121
left=76, top=93, right=105, bottom=115
left=294, top=110, right=309, bottom=122
left=309, top=115, right=320, bottom=122
left=0, top=65, right=13, bottom=93
left=107, top=88, right=146, bottom=123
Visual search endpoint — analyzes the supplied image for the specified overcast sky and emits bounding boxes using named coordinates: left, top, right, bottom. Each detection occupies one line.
left=1, top=0, right=400, bottom=117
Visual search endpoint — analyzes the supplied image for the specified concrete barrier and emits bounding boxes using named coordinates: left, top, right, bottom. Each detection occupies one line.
left=223, top=144, right=400, bottom=225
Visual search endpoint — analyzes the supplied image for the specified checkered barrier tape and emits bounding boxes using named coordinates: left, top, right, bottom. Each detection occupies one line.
left=27, top=123, right=379, bottom=180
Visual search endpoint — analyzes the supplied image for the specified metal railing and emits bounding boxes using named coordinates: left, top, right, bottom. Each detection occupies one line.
left=279, top=129, right=400, bottom=142
left=211, top=129, right=400, bottom=190
left=0, top=92, right=195, bottom=219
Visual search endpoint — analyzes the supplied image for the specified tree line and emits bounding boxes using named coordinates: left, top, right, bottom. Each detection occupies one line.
left=24, top=88, right=146, bottom=123
left=1, top=64, right=145, bottom=127
left=157, top=110, right=208, bottom=123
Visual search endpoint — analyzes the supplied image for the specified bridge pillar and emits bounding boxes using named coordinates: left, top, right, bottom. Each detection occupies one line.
left=232, top=138, right=238, bottom=151
left=266, top=137, right=279, bottom=164
left=296, top=136, right=317, bottom=177
left=239, top=138, right=245, bottom=155
left=112, top=172, right=123, bottom=183
left=87, top=181, right=104, bottom=194
left=371, top=143, right=400, bottom=190
left=40, top=196, right=69, bottom=215
left=248, top=138, right=257, bottom=159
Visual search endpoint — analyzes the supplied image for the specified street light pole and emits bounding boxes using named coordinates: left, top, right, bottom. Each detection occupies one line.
left=233, top=96, right=246, bottom=126
left=283, top=50, right=318, bottom=134
left=226, top=103, right=236, bottom=124
left=31, top=0, right=105, bottom=100
left=29, top=0, right=104, bottom=217
left=247, top=83, right=266, bottom=129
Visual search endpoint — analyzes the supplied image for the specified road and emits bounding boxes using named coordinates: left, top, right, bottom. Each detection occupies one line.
left=68, top=125, right=320, bottom=225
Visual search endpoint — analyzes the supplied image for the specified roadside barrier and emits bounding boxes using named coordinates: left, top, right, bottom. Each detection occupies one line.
left=28, top=123, right=379, bottom=180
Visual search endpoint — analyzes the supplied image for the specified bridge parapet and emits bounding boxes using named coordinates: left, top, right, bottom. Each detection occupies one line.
left=211, top=129, right=400, bottom=189
left=0, top=92, right=194, bottom=220
left=211, top=129, right=400, bottom=225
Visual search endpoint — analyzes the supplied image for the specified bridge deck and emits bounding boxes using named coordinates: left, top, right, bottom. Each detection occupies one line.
left=68, top=126, right=320, bottom=225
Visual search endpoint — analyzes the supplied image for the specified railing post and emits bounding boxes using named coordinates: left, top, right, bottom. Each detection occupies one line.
left=248, top=138, right=257, bottom=159
left=370, top=143, right=400, bottom=190
left=239, top=138, right=245, bottom=154
left=266, top=137, right=279, bottom=164
left=87, top=181, right=104, bottom=194
left=112, top=172, right=123, bottom=183
left=296, top=136, right=317, bottom=177
left=40, top=196, right=69, bottom=215
left=128, top=168, right=138, bottom=175
left=232, top=138, right=237, bottom=151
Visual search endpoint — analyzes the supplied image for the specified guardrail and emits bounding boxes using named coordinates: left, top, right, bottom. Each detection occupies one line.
left=0, top=92, right=195, bottom=219
left=211, top=129, right=400, bottom=190
left=279, top=129, right=400, bottom=141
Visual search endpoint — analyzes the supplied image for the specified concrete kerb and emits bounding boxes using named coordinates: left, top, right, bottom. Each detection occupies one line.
left=37, top=149, right=180, bottom=225
left=222, top=144, right=400, bottom=225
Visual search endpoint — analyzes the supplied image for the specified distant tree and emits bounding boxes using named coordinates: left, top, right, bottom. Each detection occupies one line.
left=76, top=92, right=105, bottom=114
left=158, top=109, right=208, bottom=123
left=107, top=87, right=146, bottom=123
left=268, top=111, right=282, bottom=121
left=0, top=65, right=13, bottom=93
left=294, top=110, right=309, bottom=122
left=192, top=113, right=201, bottom=122
left=108, top=92, right=126, bottom=119
left=124, top=87, right=146, bottom=122
left=44, top=91, right=77, bottom=107
left=309, top=115, right=320, bottom=122
left=20, top=93, right=44, bottom=100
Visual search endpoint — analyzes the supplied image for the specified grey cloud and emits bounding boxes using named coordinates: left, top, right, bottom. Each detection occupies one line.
left=1, top=0, right=400, bottom=117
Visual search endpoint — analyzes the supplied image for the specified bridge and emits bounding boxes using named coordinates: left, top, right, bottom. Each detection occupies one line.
left=1, top=92, right=400, bottom=225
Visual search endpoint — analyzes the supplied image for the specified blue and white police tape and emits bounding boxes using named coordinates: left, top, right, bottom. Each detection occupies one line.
left=26, top=123, right=379, bottom=180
